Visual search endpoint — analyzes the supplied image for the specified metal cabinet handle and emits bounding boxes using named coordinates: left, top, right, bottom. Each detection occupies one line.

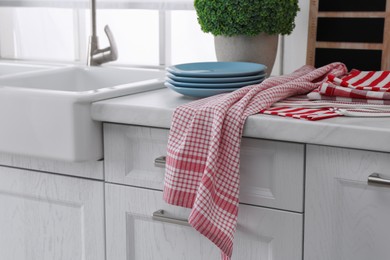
left=154, top=156, right=166, bottom=168
left=152, top=210, right=190, bottom=227
left=368, top=173, right=390, bottom=186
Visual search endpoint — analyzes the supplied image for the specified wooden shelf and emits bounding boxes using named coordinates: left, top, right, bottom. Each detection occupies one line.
left=318, top=11, right=387, bottom=18
left=315, top=42, right=383, bottom=50
left=307, top=0, right=390, bottom=70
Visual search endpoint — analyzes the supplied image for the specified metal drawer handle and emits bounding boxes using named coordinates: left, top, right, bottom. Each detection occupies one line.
left=368, top=173, right=390, bottom=186
left=154, top=156, right=166, bottom=168
left=152, top=210, right=190, bottom=227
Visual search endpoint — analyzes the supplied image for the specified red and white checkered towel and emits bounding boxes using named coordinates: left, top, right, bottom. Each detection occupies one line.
left=163, top=62, right=347, bottom=259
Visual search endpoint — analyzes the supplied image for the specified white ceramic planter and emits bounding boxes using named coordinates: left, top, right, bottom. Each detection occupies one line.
left=214, top=33, right=279, bottom=74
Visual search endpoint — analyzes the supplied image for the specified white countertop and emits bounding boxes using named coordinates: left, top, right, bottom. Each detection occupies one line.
left=92, top=87, right=390, bottom=153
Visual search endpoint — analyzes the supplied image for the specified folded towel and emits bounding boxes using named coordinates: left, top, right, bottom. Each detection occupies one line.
left=260, top=106, right=343, bottom=120
left=329, top=69, right=390, bottom=90
left=163, top=62, right=347, bottom=259
left=308, top=91, right=390, bottom=104
left=261, top=95, right=390, bottom=120
left=308, top=69, right=390, bottom=101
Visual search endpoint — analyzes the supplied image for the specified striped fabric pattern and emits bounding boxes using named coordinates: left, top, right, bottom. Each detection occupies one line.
left=309, top=70, right=390, bottom=100
left=260, top=95, right=390, bottom=120
left=260, top=69, right=390, bottom=120
left=260, top=106, right=342, bottom=120
left=163, top=63, right=347, bottom=260
left=331, top=69, right=390, bottom=90
left=307, top=91, right=390, bottom=104
left=318, top=81, right=390, bottom=100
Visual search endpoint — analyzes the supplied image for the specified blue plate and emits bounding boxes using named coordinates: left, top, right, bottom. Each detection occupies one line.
left=167, top=62, right=267, bottom=78
left=165, top=82, right=239, bottom=97
left=167, top=71, right=266, bottom=83
left=166, top=78, right=264, bottom=88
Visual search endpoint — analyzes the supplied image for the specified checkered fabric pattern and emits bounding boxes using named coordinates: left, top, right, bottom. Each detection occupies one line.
left=163, top=62, right=347, bottom=259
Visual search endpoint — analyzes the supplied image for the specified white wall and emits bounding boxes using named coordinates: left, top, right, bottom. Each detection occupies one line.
left=283, top=0, right=310, bottom=74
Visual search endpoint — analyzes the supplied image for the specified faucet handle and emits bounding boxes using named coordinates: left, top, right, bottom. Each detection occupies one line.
left=88, top=25, right=118, bottom=66
left=104, top=25, right=118, bottom=61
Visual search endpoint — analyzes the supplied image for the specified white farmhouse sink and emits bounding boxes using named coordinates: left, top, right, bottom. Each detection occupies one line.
left=0, top=62, right=55, bottom=77
left=0, top=66, right=165, bottom=161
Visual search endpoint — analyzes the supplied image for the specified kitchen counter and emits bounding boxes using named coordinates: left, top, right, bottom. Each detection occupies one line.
left=91, top=87, right=390, bottom=153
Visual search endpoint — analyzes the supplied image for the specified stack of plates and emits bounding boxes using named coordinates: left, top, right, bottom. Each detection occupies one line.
left=165, top=62, right=267, bottom=98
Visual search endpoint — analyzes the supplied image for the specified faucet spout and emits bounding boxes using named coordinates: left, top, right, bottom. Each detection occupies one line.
left=87, top=0, right=118, bottom=66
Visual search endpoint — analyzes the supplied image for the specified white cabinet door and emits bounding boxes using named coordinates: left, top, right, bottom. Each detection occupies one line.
left=104, top=123, right=305, bottom=212
left=106, top=183, right=303, bottom=260
left=305, top=145, right=390, bottom=260
left=0, top=166, right=105, bottom=260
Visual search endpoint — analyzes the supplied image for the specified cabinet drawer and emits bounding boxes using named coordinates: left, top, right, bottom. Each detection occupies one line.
left=105, top=183, right=303, bottom=260
left=305, top=145, right=390, bottom=260
left=104, top=123, right=305, bottom=212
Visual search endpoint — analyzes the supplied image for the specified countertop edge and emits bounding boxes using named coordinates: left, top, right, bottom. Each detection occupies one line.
left=91, top=89, right=390, bottom=153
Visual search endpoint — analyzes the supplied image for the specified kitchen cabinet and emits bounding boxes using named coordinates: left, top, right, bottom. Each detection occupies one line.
left=3, top=110, right=390, bottom=260
left=0, top=151, right=104, bottom=180
left=305, top=145, right=390, bottom=260
left=104, top=123, right=305, bottom=213
left=0, top=166, right=105, bottom=260
left=104, top=123, right=304, bottom=260
left=105, top=183, right=303, bottom=260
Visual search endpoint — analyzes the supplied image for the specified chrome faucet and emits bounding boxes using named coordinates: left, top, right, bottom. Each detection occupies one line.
left=87, top=0, right=118, bottom=66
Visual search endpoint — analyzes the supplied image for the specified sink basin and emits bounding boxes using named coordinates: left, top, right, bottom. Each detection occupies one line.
left=0, top=62, right=55, bottom=77
left=0, top=66, right=165, bottom=161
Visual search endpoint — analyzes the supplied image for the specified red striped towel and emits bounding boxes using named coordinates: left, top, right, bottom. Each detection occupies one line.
left=260, top=106, right=342, bottom=120
left=260, top=95, right=390, bottom=120
left=308, top=69, right=390, bottom=101
left=263, top=69, right=390, bottom=120
left=163, top=62, right=347, bottom=259
left=307, top=92, right=390, bottom=105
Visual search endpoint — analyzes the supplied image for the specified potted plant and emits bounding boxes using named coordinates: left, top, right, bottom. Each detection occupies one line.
left=194, top=0, right=299, bottom=73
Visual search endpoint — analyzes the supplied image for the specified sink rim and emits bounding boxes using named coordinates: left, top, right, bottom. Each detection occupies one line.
left=0, top=65, right=166, bottom=100
left=0, top=61, right=62, bottom=78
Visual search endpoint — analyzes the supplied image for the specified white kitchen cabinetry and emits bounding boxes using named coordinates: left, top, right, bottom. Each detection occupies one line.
left=0, top=166, right=105, bottom=260
left=105, top=183, right=303, bottom=260
left=104, top=123, right=305, bottom=213
left=0, top=151, right=104, bottom=180
left=104, top=123, right=304, bottom=260
left=305, top=145, right=390, bottom=260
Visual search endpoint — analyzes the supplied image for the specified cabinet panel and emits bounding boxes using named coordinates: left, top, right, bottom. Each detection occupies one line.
left=0, top=152, right=103, bottom=180
left=104, top=123, right=305, bottom=212
left=305, top=145, right=390, bottom=260
left=104, top=123, right=168, bottom=189
left=0, top=166, right=105, bottom=260
left=105, top=183, right=303, bottom=260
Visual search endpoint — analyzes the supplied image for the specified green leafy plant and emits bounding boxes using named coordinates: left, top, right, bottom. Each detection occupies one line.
left=194, top=0, right=299, bottom=36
